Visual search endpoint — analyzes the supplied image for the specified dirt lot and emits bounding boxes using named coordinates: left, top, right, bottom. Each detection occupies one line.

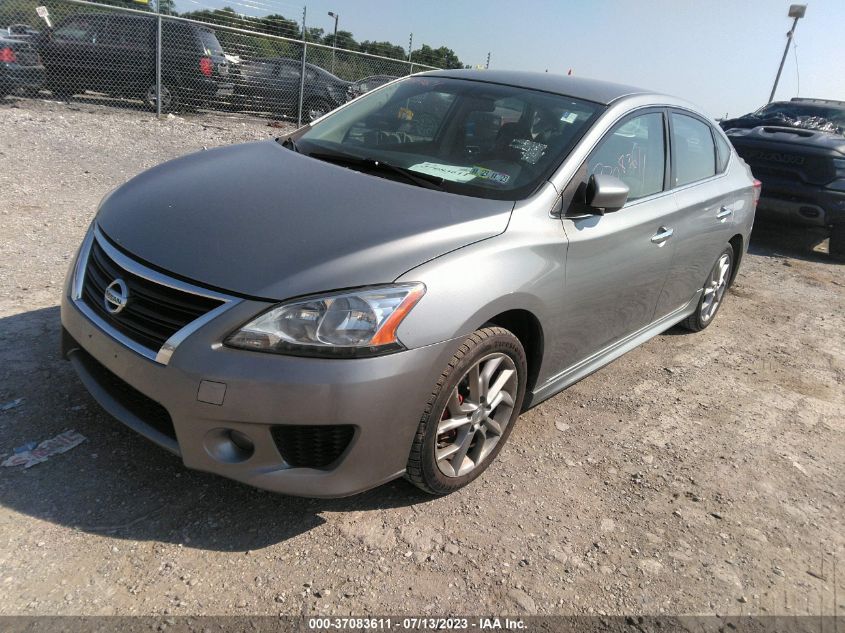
left=0, top=97, right=843, bottom=618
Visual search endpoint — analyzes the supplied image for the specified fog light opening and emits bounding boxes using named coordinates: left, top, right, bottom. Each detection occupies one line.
left=204, top=428, right=255, bottom=463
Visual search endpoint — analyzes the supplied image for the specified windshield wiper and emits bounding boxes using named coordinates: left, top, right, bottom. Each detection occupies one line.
left=308, top=151, right=444, bottom=191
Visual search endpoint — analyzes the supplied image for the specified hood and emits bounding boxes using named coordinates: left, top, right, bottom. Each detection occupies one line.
left=724, top=125, right=845, bottom=156
left=96, top=141, right=513, bottom=300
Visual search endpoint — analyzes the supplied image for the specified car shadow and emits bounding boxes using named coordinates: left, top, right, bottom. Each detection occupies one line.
left=748, top=221, right=834, bottom=264
left=0, top=306, right=435, bottom=552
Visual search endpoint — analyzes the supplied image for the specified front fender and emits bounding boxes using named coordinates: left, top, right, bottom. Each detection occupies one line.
left=394, top=184, right=567, bottom=387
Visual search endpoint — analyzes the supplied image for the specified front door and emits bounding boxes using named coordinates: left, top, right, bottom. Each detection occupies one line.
left=551, top=109, right=676, bottom=372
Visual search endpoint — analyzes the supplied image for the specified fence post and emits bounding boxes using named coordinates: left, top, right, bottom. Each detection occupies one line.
left=155, top=4, right=162, bottom=117
left=297, top=6, right=307, bottom=126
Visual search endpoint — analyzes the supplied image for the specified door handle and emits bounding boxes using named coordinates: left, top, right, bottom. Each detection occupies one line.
left=651, top=227, right=674, bottom=245
left=717, top=206, right=733, bottom=220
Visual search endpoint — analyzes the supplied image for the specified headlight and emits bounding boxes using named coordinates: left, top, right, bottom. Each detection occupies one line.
left=225, top=283, right=425, bottom=358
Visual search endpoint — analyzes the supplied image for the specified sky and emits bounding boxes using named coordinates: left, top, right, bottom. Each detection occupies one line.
left=174, top=0, right=845, bottom=118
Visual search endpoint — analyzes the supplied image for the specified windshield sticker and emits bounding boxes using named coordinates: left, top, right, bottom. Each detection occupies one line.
left=560, top=111, right=579, bottom=124
left=398, top=107, right=414, bottom=121
left=509, top=139, right=547, bottom=164
left=470, top=166, right=511, bottom=185
left=409, top=162, right=476, bottom=183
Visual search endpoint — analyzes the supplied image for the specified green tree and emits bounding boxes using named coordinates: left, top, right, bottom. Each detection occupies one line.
left=322, top=30, right=357, bottom=51
left=411, top=44, right=462, bottom=69
left=358, top=40, right=406, bottom=60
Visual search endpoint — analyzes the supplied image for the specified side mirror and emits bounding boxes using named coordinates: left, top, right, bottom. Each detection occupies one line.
left=585, top=174, right=629, bottom=214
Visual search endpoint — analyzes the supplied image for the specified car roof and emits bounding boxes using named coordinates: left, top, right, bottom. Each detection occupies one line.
left=419, top=69, right=652, bottom=106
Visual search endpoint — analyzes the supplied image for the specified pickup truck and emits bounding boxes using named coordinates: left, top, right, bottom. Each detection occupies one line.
left=720, top=98, right=845, bottom=261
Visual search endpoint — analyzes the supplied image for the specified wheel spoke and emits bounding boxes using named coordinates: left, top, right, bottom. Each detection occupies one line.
left=468, top=364, right=483, bottom=404
left=480, top=356, right=504, bottom=399
left=487, top=368, right=515, bottom=404
left=485, top=417, right=505, bottom=436
left=449, top=428, right=476, bottom=476
left=438, top=415, right=472, bottom=434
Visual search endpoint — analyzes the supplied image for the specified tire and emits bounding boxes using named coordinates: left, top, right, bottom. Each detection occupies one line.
left=830, top=224, right=845, bottom=262
left=406, top=327, right=527, bottom=495
left=680, top=244, right=735, bottom=332
left=144, top=83, right=180, bottom=113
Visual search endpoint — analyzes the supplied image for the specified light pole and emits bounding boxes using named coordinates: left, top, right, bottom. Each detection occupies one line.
left=328, top=11, right=339, bottom=75
left=768, top=4, right=806, bottom=103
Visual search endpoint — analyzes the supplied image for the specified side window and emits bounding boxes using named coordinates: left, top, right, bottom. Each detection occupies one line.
left=714, top=131, right=731, bottom=173
left=586, top=112, right=666, bottom=201
left=278, top=63, right=300, bottom=79
left=54, top=17, right=97, bottom=42
left=671, top=113, right=716, bottom=186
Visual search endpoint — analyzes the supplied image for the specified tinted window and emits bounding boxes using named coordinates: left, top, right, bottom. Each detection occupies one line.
left=278, top=62, right=300, bottom=79
left=671, top=113, right=716, bottom=186
left=587, top=112, right=665, bottom=201
left=197, top=28, right=224, bottom=55
left=54, top=17, right=98, bottom=42
left=297, top=76, right=602, bottom=200
left=714, top=131, right=731, bottom=173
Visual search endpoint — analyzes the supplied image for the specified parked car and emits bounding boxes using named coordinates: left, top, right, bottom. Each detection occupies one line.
left=0, top=35, right=45, bottom=97
left=34, top=13, right=232, bottom=111
left=61, top=70, right=758, bottom=497
left=720, top=98, right=845, bottom=260
left=346, top=74, right=398, bottom=100
left=233, top=57, right=349, bottom=121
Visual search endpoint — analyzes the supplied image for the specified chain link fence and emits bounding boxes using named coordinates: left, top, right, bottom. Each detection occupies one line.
left=0, top=0, right=439, bottom=123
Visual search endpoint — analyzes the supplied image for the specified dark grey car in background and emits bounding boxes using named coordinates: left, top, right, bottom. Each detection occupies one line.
left=61, top=70, right=758, bottom=497
left=233, top=57, right=349, bottom=121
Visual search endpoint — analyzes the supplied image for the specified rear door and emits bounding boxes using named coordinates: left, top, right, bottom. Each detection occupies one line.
left=98, top=16, right=154, bottom=98
left=653, top=111, right=738, bottom=317
left=41, top=15, right=103, bottom=90
left=556, top=109, right=676, bottom=370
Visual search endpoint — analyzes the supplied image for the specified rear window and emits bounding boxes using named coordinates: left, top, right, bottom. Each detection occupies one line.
left=197, top=28, right=224, bottom=56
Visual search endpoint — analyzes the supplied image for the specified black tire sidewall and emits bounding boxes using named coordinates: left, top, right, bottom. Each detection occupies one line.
left=693, top=244, right=735, bottom=330
left=417, top=329, right=527, bottom=495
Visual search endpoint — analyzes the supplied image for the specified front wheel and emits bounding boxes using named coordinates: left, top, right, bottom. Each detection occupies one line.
left=681, top=244, right=734, bottom=332
left=406, top=327, right=527, bottom=495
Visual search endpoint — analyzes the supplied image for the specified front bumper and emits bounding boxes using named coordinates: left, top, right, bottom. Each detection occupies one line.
left=61, top=270, right=459, bottom=498
left=754, top=176, right=845, bottom=228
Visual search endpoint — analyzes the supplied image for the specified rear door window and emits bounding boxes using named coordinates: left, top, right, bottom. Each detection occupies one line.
left=671, top=112, right=716, bottom=186
left=586, top=111, right=666, bottom=201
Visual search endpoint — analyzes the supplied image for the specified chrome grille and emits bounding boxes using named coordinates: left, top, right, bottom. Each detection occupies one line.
left=76, top=229, right=230, bottom=362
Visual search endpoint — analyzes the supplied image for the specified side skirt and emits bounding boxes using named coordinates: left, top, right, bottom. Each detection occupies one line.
left=527, top=291, right=701, bottom=409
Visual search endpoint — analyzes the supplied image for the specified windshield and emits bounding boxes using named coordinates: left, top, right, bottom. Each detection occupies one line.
left=292, top=76, right=603, bottom=200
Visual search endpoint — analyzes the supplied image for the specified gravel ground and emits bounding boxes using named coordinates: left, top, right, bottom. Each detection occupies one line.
left=0, top=97, right=843, bottom=618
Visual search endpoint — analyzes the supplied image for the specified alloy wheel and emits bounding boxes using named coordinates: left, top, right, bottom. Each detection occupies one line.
left=146, top=84, right=173, bottom=111
left=435, top=352, right=518, bottom=478
left=700, top=253, right=731, bottom=323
